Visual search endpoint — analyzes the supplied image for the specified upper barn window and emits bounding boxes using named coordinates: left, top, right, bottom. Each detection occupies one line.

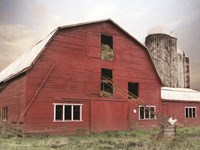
left=101, top=68, right=113, bottom=97
left=128, top=82, right=139, bottom=99
left=101, top=34, right=114, bottom=61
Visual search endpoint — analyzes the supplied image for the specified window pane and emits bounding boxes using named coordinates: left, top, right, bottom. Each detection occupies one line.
left=65, top=105, right=72, bottom=120
left=189, top=108, right=192, bottom=118
left=5, top=107, right=8, bottom=120
left=73, top=105, right=80, bottom=120
left=145, top=107, right=150, bottom=119
left=140, top=107, right=144, bottom=119
left=55, top=105, right=63, bottom=120
left=192, top=108, right=196, bottom=117
left=150, top=107, right=155, bottom=119
left=1, top=107, right=8, bottom=121
left=186, top=108, right=188, bottom=118
left=2, top=108, right=4, bottom=120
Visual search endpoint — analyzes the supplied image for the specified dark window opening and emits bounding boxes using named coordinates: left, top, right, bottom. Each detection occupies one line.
left=101, top=34, right=114, bottom=61
left=101, top=68, right=113, bottom=97
left=186, top=107, right=188, bottom=118
left=55, top=105, right=63, bottom=120
left=73, top=105, right=80, bottom=120
left=65, top=105, right=71, bottom=120
left=150, top=107, right=155, bottom=119
left=140, top=107, right=144, bottom=119
left=192, top=108, right=196, bottom=117
left=1, top=107, right=8, bottom=121
left=185, top=107, right=196, bottom=118
left=145, top=107, right=150, bottom=118
left=128, top=82, right=139, bottom=99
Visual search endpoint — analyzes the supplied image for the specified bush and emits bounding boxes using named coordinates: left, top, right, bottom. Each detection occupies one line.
left=0, top=124, right=22, bottom=138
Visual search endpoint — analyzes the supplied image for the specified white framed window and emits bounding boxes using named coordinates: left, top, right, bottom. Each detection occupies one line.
left=185, top=107, right=196, bottom=118
left=139, top=105, right=156, bottom=120
left=53, top=103, right=83, bottom=122
left=1, top=107, right=8, bottom=121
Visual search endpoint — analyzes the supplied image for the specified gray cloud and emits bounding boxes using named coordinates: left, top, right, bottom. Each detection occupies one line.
left=0, top=24, right=39, bottom=70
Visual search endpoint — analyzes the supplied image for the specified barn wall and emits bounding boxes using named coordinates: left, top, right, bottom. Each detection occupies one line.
left=0, top=75, right=26, bottom=127
left=162, top=101, right=200, bottom=126
left=128, top=101, right=161, bottom=129
left=24, top=99, right=90, bottom=135
left=24, top=21, right=161, bottom=134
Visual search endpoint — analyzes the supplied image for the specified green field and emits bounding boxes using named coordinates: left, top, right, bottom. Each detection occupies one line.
left=0, top=126, right=200, bottom=150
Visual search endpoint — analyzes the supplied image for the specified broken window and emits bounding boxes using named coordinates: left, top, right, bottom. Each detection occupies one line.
left=101, top=34, right=114, bottom=61
left=139, top=106, right=155, bottom=120
left=185, top=107, right=196, bottom=118
left=1, top=107, right=8, bottom=121
left=101, top=68, right=113, bottom=97
left=54, top=104, right=82, bottom=121
left=128, top=82, right=139, bottom=99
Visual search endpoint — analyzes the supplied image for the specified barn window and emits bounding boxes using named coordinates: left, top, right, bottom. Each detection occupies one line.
left=185, top=107, right=196, bottom=118
left=101, top=68, right=113, bottom=97
left=139, top=106, right=156, bottom=120
left=54, top=104, right=82, bottom=122
left=101, top=34, right=114, bottom=61
left=1, top=107, right=8, bottom=121
left=128, top=82, right=139, bottom=99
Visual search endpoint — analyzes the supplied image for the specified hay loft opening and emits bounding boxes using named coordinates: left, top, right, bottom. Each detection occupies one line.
left=101, top=34, right=114, bottom=61
left=101, top=68, right=113, bottom=97
left=128, top=82, right=139, bottom=99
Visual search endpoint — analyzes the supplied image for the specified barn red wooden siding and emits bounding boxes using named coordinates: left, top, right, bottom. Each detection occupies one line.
left=0, top=21, right=162, bottom=135
left=162, top=101, right=200, bottom=126
left=0, top=74, right=26, bottom=125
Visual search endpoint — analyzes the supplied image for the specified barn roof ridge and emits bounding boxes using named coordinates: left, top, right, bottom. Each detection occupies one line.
left=0, top=19, right=160, bottom=85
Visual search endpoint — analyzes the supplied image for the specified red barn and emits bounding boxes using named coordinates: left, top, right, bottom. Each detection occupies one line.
left=161, top=87, right=200, bottom=126
left=0, top=19, right=165, bottom=135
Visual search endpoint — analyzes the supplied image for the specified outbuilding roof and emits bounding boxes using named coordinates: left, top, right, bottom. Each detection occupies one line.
left=161, top=87, right=200, bottom=102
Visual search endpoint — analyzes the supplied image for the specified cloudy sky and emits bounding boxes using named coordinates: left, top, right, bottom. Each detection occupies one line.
left=0, top=0, right=200, bottom=90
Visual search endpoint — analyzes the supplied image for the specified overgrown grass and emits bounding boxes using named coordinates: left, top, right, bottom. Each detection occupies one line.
left=0, top=126, right=200, bottom=150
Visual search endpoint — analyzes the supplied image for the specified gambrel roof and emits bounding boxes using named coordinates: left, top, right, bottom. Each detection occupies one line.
left=0, top=19, right=160, bottom=84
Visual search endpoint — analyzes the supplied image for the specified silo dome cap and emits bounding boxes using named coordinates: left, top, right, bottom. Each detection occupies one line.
left=177, top=47, right=185, bottom=55
left=148, top=26, right=175, bottom=36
